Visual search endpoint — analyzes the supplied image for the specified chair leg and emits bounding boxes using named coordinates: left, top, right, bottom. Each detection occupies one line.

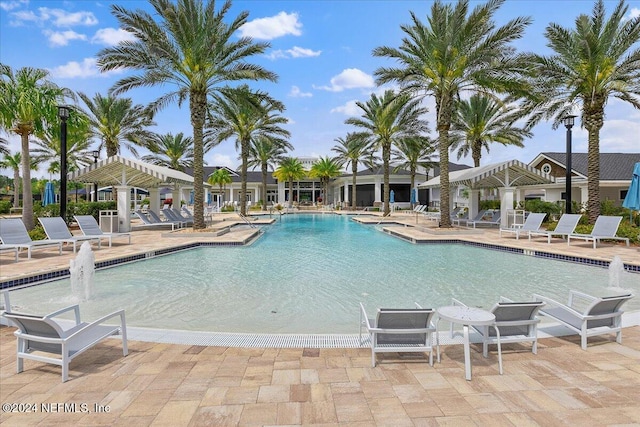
left=371, top=350, right=376, bottom=368
left=616, top=330, right=622, bottom=345
left=16, top=338, right=24, bottom=373
left=62, top=345, right=69, bottom=382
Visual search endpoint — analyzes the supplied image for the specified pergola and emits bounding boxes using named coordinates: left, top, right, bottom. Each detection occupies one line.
left=418, top=160, right=555, bottom=225
left=68, top=155, right=208, bottom=231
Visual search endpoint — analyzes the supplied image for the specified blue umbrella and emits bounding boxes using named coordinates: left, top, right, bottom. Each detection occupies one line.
left=622, top=162, right=640, bottom=212
left=389, top=190, right=395, bottom=204
left=207, top=192, right=212, bottom=205
left=43, top=182, right=55, bottom=206
left=189, top=190, right=194, bottom=205
left=410, top=188, right=417, bottom=205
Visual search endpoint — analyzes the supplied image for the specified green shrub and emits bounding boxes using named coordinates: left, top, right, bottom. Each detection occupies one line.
left=573, top=220, right=639, bottom=245
left=479, top=200, right=500, bottom=210
left=28, top=225, right=46, bottom=241
left=523, top=200, right=562, bottom=219
left=0, top=200, right=11, bottom=214
left=221, top=205, right=235, bottom=212
left=35, top=201, right=117, bottom=223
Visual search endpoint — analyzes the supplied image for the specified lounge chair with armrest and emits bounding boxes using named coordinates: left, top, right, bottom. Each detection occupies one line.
left=74, top=215, right=131, bottom=247
left=528, top=213, right=582, bottom=243
left=567, top=215, right=629, bottom=248
left=38, top=217, right=101, bottom=253
left=0, top=218, right=63, bottom=259
left=499, top=212, right=547, bottom=240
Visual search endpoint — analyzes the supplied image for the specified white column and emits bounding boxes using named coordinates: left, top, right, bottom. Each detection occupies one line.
left=116, top=185, right=131, bottom=232
left=229, top=187, right=235, bottom=203
left=374, top=178, right=382, bottom=204
left=500, top=187, right=515, bottom=227
left=468, top=189, right=480, bottom=219
left=343, top=184, right=349, bottom=205
left=278, top=182, right=285, bottom=204
left=149, top=188, right=160, bottom=213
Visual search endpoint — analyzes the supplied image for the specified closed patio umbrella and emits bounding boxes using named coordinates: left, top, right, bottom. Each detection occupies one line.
left=622, top=162, right=640, bottom=221
left=390, top=190, right=395, bottom=204
left=42, top=182, right=55, bottom=206
left=410, top=188, right=417, bottom=206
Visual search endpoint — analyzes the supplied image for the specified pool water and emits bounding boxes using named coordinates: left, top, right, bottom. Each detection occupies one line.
left=8, top=214, right=639, bottom=333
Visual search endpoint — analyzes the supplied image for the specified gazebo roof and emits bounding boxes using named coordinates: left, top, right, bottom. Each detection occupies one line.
left=418, top=160, right=554, bottom=189
left=68, top=155, right=207, bottom=188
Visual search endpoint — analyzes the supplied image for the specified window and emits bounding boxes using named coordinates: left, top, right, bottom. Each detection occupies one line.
left=620, top=190, right=628, bottom=200
left=541, top=163, right=552, bottom=174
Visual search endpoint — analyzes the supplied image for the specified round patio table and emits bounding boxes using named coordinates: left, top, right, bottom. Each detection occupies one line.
left=436, top=305, right=503, bottom=380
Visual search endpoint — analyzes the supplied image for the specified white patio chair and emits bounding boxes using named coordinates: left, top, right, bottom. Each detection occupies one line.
left=360, top=302, right=437, bottom=367
left=0, top=218, right=63, bottom=259
left=528, top=213, right=582, bottom=243
left=74, top=215, right=131, bottom=247
left=499, top=212, right=547, bottom=239
left=567, top=215, right=630, bottom=248
left=38, top=217, right=101, bottom=253
left=533, top=290, right=633, bottom=350
left=2, top=304, right=128, bottom=382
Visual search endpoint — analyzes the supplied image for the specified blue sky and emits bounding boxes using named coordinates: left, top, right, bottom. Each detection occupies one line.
left=1, top=0, right=639, bottom=178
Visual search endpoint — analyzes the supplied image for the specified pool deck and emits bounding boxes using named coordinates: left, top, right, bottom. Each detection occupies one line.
left=1, top=211, right=639, bottom=425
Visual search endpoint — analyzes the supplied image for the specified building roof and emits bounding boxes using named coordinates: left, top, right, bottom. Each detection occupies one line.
left=533, top=153, right=640, bottom=180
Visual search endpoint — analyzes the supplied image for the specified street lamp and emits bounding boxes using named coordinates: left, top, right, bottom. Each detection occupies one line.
left=562, top=115, right=576, bottom=214
left=58, top=105, right=70, bottom=221
left=92, top=150, right=99, bottom=202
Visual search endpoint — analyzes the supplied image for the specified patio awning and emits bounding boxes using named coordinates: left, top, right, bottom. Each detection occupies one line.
left=68, top=155, right=208, bottom=188
left=418, top=160, right=554, bottom=189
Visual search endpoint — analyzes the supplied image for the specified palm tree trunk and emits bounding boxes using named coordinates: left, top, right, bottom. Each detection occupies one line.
left=351, top=162, right=358, bottom=210
left=19, top=128, right=34, bottom=230
left=12, top=169, right=19, bottom=209
left=437, top=94, right=453, bottom=228
left=383, top=141, right=391, bottom=216
left=584, top=106, right=604, bottom=224
left=261, top=162, right=268, bottom=210
left=190, top=90, right=206, bottom=229
left=288, top=179, right=293, bottom=207
left=240, top=137, right=249, bottom=216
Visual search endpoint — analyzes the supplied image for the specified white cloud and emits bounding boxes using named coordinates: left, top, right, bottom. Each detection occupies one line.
left=0, top=0, right=28, bottom=12
left=208, top=153, right=234, bottom=168
left=49, top=57, right=123, bottom=79
left=10, top=7, right=97, bottom=27
left=289, top=86, right=312, bottom=98
left=287, top=46, right=320, bottom=58
left=9, top=9, right=39, bottom=25
left=44, top=29, right=87, bottom=47
left=628, top=7, right=640, bottom=19
left=92, top=27, right=136, bottom=46
left=600, top=118, right=640, bottom=151
left=330, top=100, right=361, bottom=116
left=314, top=68, right=375, bottom=92
left=239, top=11, right=302, bottom=40
left=265, top=50, right=288, bottom=60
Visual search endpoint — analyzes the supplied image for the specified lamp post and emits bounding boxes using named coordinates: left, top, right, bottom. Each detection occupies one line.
left=92, top=150, right=99, bottom=202
left=58, top=105, right=70, bottom=221
left=562, top=115, right=576, bottom=214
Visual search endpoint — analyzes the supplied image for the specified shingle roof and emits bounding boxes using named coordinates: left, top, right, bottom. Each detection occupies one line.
left=540, top=153, right=640, bottom=180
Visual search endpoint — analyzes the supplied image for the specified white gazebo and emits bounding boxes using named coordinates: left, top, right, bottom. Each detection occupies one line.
left=68, top=155, right=208, bottom=231
left=418, top=160, right=555, bottom=225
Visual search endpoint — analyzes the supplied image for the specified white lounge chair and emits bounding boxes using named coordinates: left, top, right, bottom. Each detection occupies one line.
left=528, top=213, right=582, bottom=243
left=0, top=245, right=19, bottom=262
left=148, top=209, right=184, bottom=229
left=499, top=212, right=547, bottom=240
left=452, top=297, right=545, bottom=355
left=38, top=217, right=101, bottom=253
left=453, top=209, right=486, bottom=226
left=2, top=304, right=128, bottom=382
left=134, top=210, right=177, bottom=230
left=567, top=215, right=630, bottom=248
left=533, top=290, right=634, bottom=350
left=0, top=218, right=63, bottom=259
left=359, top=302, right=437, bottom=367
left=468, top=210, right=501, bottom=228
left=74, top=215, right=131, bottom=247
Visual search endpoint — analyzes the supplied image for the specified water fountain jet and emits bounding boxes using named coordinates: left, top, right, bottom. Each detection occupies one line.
left=70, top=241, right=95, bottom=301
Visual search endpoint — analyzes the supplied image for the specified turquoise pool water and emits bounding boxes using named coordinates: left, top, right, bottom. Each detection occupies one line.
left=8, top=214, right=639, bottom=333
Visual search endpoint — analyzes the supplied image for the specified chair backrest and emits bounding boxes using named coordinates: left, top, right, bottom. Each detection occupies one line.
left=147, top=210, right=164, bottom=223
left=486, top=210, right=501, bottom=223
left=489, top=301, right=545, bottom=336
left=554, top=214, right=582, bottom=233
left=585, top=294, right=633, bottom=328
left=173, top=208, right=190, bottom=220
left=0, top=218, right=33, bottom=244
left=38, top=217, right=73, bottom=240
left=162, top=208, right=178, bottom=221
left=2, top=312, right=64, bottom=353
left=589, top=216, right=623, bottom=237
left=375, top=308, right=434, bottom=345
left=74, top=215, right=104, bottom=236
left=134, top=211, right=153, bottom=225
left=180, top=207, right=194, bottom=219
left=521, top=213, right=547, bottom=231
left=471, top=210, right=488, bottom=221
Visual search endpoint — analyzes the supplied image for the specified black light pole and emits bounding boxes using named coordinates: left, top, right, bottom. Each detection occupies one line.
left=92, top=150, right=99, bottom=202
left=562, top=115, right=576, bottom=214
left=58, top=105, right=70, bottom=221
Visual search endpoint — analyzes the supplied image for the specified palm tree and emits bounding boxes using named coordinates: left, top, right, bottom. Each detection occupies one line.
left=248, top=135, right=292, bottom=210
left=209, top=85, right=290, bottom=216
left=77, top=92, right=155, bottom=158
left=0, top=152, right=24, bottom=208
left=309, top=156, right=343, bottom=206
left=0, top=136, right=9, bottom=156
left=346, top=90, right=428, bottom=216
left=207, top=167, right=232, bottom=207
left=0, top=64, right=70, bottom=229
left=392, top=136, right=436, bottom=207
left=141, top=132, right=194, bottom=172
left=373, top=0, right=531, bottom=226
left=522, top=0, right=640, bottom=223
left=273, top=157, right=307, bottom=207
left=97, top=0, right=277, bottom=229
left=331, top=132, right=376, bottom=210
left=451, top=94, right=531, bottom=167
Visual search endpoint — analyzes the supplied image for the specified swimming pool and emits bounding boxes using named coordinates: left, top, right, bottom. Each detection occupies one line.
left=7, top=214, right=639, bottom=334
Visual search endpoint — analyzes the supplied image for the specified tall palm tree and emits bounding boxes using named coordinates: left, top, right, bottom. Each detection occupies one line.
left=248, top=135, right=292, bottom=210
left=522, top=0, right=640, bottom=223
left=273, top=157, right=307, bottom=207
left=77, top=92, right=155, bottom=158
left=309, top=156, right=343, bottom=206
left=141, top=132, right=194, bottom=172
left=391, top=136, right=436, bottom=207
left=0, top=64, right=70, bottom=229
left=346, top=90, right=428, bottom=216
left=331, top=132, right=376, bottom=210
left=0, top=152, right=25, bottom=209
left=450, top=94, right=531, bottom=167
left=209, top=85, right=290, bottom=216
left=373, top=0, right=531, bottom=226
left=0, top=136, right=9, bottom=156
left=207, top=167, right=232, bottom=206
left=97, top=0, right=276, bottom=229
